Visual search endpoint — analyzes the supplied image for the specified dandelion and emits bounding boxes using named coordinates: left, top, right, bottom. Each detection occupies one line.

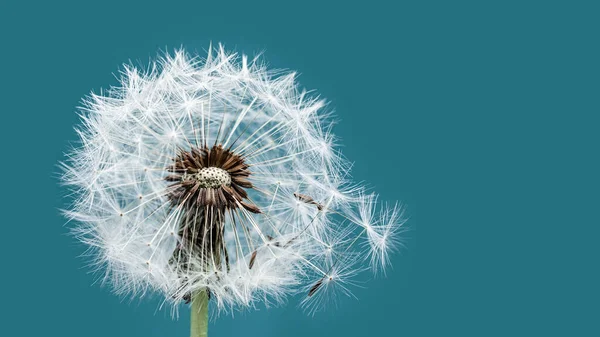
left=61, top=45, right=406, bottom=336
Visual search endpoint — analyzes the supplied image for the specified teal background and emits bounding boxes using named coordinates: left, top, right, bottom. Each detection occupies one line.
left=0, top=0, right=597, bottom=336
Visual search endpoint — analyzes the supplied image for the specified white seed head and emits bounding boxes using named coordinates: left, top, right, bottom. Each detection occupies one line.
left=60, top=45, right=406, bottom=315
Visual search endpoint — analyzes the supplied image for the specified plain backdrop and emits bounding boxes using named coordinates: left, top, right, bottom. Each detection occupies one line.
left=0, top=1, right=597, bottom=336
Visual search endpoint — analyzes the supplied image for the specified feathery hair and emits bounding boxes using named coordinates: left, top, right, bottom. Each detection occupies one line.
left=61, top=45, right=406, bottom=315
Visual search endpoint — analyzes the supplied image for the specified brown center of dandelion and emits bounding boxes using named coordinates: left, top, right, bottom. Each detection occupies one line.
left=166, top=144, right=261, bottom=301
left=166, top=144, right=260, bottom=213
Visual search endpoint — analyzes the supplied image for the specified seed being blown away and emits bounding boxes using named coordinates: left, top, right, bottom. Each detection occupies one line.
left=61, top=47, right=406, bottom=320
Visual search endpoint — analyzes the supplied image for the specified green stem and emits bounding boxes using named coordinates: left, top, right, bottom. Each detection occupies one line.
left=190, top=290, right=209, bottom=337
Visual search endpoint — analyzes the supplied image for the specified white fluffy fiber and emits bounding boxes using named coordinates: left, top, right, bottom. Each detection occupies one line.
left=61, top=45, right=405, bottom=314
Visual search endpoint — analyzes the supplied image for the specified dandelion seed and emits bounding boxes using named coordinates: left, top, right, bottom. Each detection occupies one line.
left=61, top=45, right=407, bottom=336
left=308, top=278, right=324, bottom=297
left=248, top=250, right=258, bottom=269
left=294, top=192, right=324, bottom=211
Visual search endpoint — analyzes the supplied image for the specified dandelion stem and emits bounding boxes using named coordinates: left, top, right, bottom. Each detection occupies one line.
left=190, top=290, right=209, bottom=337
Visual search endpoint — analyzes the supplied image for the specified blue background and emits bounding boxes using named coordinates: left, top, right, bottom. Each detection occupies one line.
left=0, top=0, right=597, bottom=336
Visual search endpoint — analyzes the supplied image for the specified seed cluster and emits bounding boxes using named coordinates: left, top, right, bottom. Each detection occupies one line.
left=166, top=144, right=261, bottom=291
left=166, top=144, right=260, bottom=213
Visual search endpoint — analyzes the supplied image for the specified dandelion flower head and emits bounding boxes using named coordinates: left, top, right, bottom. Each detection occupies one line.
left=62, top=45, right=406, bottom=314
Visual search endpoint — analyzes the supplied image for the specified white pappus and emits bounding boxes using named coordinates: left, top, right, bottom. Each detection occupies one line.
left=61, top=45, right=406, bottom=318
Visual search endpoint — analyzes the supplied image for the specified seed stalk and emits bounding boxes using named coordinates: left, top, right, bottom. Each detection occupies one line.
left=190, top=290, right=209, bottom=337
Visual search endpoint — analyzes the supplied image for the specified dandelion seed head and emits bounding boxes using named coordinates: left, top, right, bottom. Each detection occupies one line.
left=61, top=45, right=406, bottom=314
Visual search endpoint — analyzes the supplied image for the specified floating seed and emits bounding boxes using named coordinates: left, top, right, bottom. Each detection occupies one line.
left=308, top=278, right=324, bottom=297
